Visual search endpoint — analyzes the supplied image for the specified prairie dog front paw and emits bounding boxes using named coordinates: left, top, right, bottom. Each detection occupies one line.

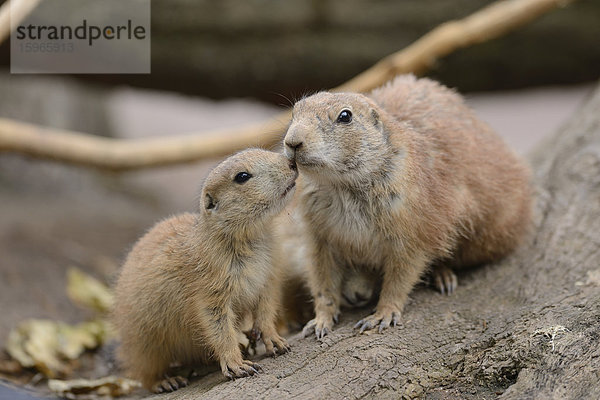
left=261, top=330, right=291, bottom=355
left=152, top=376, right=188, bottom=393
left=221, top=358, right=262, bottom=380
left=301, top=310, right=339, bottom=339
left=354, top=306, right=401, bottom=334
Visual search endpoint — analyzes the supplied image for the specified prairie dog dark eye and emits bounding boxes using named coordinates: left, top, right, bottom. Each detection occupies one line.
left=234, top=172, right=252, bottom=184
left=337, top=109, right=352, bottom=123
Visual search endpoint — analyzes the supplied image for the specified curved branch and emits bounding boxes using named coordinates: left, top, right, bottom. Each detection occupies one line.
left=0, top=114, right=291, bottom=171
left=0, top=0, right=576, bottom=171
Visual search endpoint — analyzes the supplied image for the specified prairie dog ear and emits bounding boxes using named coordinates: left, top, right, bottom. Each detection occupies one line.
left=203, top=193, right=217, bottom=212
left=371, top=108, right=383, bottom=132
left=371, top=108, right=380, bottom=125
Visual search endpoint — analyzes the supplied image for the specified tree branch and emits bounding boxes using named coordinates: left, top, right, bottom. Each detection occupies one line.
left=0, top=115, right=291, bottom=171
left=0, top=0, right=577, bottom=171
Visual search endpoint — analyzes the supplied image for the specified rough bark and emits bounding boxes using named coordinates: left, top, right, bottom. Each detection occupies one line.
left=157, top=84, right=600, bottom=399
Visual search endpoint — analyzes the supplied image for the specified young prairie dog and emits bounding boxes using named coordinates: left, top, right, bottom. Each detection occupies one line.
left=113, top=149, right=297, bottom=392
left=284, top=75, right=532, bottom=338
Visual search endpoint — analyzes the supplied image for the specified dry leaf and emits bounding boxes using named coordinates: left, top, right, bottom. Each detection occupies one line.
left=67, top=268, right=114, bottom=313
left=48, top=376, right=141, bottom=399
left=5, top=319, right=109, bottom=378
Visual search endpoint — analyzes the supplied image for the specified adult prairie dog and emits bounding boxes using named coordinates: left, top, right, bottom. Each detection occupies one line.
left=284, top=75, right=532, bottom=338
left=113, top=149, right=297, bottom=392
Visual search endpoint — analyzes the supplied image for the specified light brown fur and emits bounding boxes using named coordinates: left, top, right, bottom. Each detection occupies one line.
left=113, top=149, right=297, bottom=392
left=284, top=75, right=532, bottom=337
left=272, top=192, right=379, bottom=331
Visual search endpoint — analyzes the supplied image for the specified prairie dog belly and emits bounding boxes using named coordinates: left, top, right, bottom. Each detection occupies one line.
left=232, top=252, right=274, bottom=307
left=313, top=190, right=386, bottom=266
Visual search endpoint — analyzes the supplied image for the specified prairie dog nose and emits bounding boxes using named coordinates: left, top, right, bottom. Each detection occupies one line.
left=284, top=124, right=306, bottom=158
left=285, top=138, right=303, bottom=151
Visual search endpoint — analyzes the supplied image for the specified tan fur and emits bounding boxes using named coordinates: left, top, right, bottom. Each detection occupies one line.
left=272, top=191, right=379, bottom=331
left=272, top=198, right=315, bottom=331
left=284, top=75, right=532, bottom=337
left=113, top=149, right=297, bottom=392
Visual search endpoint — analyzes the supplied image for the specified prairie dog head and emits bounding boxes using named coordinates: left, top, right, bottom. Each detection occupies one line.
left=201, top=149, right=298, bottom=228
left=284, top=92, right=389, bottom=183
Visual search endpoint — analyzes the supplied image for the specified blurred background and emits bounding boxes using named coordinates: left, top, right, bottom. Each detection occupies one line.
left=0, top=0, right=599, bottom=396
